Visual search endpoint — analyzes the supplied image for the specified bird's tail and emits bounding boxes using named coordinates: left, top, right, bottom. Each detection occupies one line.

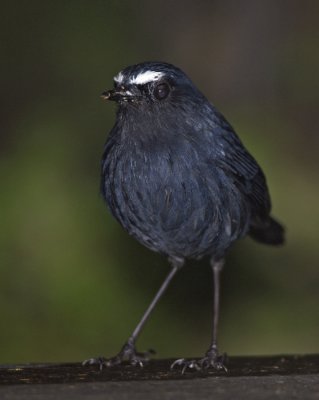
left=249, top=217, right=285, bottom=245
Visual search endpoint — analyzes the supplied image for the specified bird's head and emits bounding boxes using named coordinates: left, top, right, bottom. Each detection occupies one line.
left=101, top=62, right=205, bottom=113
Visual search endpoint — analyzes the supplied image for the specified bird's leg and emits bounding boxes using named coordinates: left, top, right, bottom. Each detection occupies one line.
left=83, top=261, right=181, bottom=369
left=199, top=258, right=227, bottom=370
left=171, top=258, right=227, bottom=372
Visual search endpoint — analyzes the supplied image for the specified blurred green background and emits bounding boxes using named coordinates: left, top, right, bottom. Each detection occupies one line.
left=1, top=1, right=318, bottom=363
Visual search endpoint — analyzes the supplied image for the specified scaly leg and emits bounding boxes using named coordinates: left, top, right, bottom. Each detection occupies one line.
left=171, top=258, right=227, bottom=372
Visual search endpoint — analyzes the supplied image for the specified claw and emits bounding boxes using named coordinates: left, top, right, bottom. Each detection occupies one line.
left=82, top=356, right=109, bottom=371
left=82, top=342, right=154, bottom=370
left=171, top=350, right=228, bottom=373
left=171, top=358, right=201, bottom=373
left=170, top=358, right=185, bottom=369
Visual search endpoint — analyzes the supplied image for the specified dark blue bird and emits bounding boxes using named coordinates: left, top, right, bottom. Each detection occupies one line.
left=84, top=61, right=284, bottom=371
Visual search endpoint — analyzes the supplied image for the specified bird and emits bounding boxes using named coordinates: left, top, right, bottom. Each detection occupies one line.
left=84, top=61, right=284, bottom=372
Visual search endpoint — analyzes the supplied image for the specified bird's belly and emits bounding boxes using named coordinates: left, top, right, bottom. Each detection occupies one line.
left=102, top=154, right=247, bottom=260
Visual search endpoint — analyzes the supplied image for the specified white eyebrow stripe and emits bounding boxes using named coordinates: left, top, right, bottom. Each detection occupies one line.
left=114, top=71, right=124, bottom=83
left=129, top=71, right=165, bottom=85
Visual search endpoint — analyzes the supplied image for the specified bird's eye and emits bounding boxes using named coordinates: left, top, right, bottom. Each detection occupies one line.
left=154, top=82, right=170, bottom=100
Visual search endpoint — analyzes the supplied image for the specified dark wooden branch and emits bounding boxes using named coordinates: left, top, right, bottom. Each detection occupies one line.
left=0, top=355, right=318, bottom=399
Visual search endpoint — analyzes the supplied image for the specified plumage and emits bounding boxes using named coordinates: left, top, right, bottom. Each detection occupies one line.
left=86, top=61, right=284, bottom=371
left=101, top=62, right=283, bottom=263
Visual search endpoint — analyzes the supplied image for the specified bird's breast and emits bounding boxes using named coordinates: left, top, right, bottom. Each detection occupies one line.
left=101, top=139, right=247, bottom=259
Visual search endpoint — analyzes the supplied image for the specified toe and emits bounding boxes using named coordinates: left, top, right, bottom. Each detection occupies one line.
left=82, top=356, right=108, bottom=370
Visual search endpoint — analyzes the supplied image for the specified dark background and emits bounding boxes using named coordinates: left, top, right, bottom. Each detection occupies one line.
left=1, top=1, right=318, bottom=363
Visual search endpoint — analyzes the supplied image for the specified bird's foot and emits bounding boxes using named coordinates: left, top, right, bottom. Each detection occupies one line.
left=171, top=346, right=227, bottom=373
left=82, top=341, right=155, bottom=370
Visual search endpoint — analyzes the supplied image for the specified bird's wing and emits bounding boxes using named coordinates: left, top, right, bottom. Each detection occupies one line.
left=211, top=110, right=271, bottom=220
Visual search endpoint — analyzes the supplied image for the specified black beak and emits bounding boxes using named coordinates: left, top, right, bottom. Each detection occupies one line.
left=101, top=88, right=133, bottom=102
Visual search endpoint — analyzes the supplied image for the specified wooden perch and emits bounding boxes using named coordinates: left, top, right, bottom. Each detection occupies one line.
left=0, top=355, right=318, bottom=399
